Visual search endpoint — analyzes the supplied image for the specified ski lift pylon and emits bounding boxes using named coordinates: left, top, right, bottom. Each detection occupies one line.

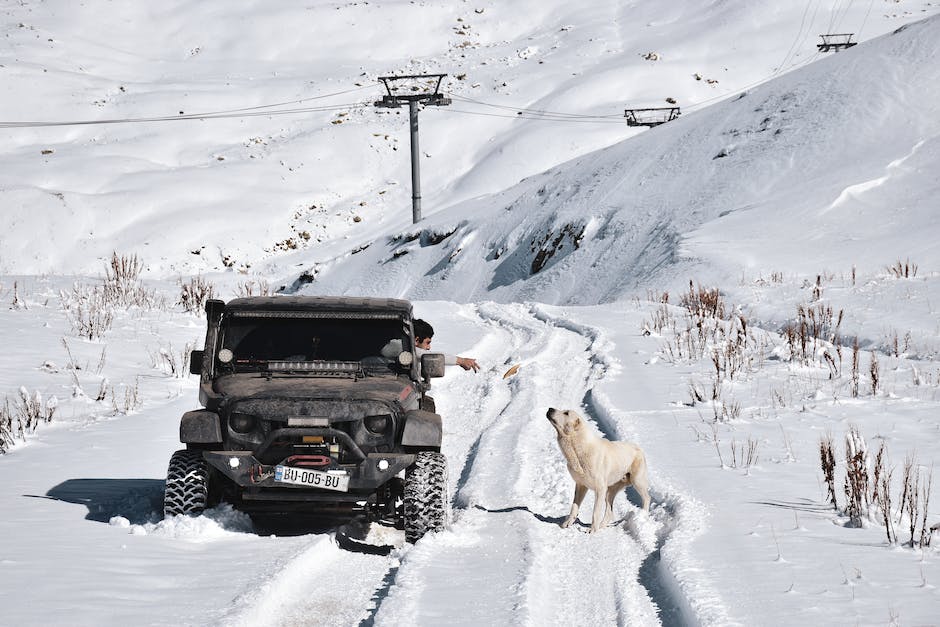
left=624, top=107, right=681, bottom=127
left=817, top=34, right=857, bottom=52
left=373, top=74, right=451, bottom=108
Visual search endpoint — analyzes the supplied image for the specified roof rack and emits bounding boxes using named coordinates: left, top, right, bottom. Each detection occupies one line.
left=624, top=107, right=681, bottom=127
left=817, top=34, right=858, bottom=52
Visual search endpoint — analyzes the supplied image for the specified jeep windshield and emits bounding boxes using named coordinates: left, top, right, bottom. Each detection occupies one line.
left=217, top=314, right=410, bottom=375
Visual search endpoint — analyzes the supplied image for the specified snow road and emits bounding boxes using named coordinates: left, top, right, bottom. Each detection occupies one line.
left=226, top=301, right=691, bottom=627
left=0, top=300, right=713, bottom=626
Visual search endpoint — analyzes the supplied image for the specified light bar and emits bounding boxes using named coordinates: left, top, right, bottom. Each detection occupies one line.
left=267, top=360, right=362, bottom=373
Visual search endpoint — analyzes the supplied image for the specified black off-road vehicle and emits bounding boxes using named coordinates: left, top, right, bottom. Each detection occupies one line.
left=163, top=296, right=448, bottom=543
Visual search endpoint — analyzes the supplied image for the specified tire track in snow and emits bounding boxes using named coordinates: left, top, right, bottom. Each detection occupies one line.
left=540, top=307, right=739, bottom=627
left=219, top=534, right=395, bottom=627
left=370, top=303, right=661, bottom=625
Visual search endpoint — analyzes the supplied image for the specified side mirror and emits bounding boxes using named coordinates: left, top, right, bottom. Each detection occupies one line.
left=189, top=350, right=204, bottom=375
left=420, top=353, right=446, bottom=380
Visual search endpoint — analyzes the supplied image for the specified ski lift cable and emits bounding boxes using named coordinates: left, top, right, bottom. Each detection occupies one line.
left=774, top=0, right=818, bottom=78
left=0, top=83, right=376, bottom=128
left=448, top=94, right=623, bottom=119
left=430, top=107, right=625, bottom=124
left=827, top=0, right=846, bottom=33
left=186, top=83, right=376, bottom=116
left=0, top=102, right=370, bottom=128
left=830, top=0, right=857, bottom=35
left=859, top=0, right=876, bottom=37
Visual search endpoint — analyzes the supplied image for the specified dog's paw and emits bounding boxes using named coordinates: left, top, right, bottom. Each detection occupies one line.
left=561, top=517, right=574, bottom=528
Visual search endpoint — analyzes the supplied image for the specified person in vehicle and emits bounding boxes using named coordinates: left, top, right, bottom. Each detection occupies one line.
left=412, top=319, right=480, bottom=372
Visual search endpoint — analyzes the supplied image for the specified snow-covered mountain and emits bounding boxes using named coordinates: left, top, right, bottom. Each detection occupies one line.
left=3, top=1, right=936, bottom=294
left=2, top=2, right=939, bottom=626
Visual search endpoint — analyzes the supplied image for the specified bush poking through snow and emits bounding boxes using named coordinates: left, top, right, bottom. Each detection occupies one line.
left=178, top=276, right=215, bottom=314
left=887, top=259, right=918, bottom=279
left=820, top=433, right=839, bottom=510
left=844, top=426, right=871, bottom=528
left=235, top=278, right=270, bottom=298
left=869, top=353, right=880, bottom=396
left=96, top=252, right=165, bottom=309
left=0, top=389, right=57, bottom=454
left=61, top=283, right=115, bottom=340
left=821, top=428, right=934, bottom=548
left=60, top=252, right=164, bottom=338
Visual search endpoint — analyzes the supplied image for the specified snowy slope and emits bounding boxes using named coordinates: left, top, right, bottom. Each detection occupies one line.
left=2, top=2, right=940, bottom=626
left=2, top=1, right=935, bottom=281
left=293, top=15, right=940, bottom=305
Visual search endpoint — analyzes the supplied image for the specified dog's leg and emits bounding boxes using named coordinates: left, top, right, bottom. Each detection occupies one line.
left=563, top=483, right=588, bottom=528
left=603, top=481, right=628, bottom=526
left=631, top=455, right=652, bottom=512
left=590, top=483, right=609, bottom=533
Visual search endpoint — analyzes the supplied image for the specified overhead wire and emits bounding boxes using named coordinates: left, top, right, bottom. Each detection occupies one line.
left=0, top=84, right=374, bottom=129
left=429, top=106, right=626, bottom=124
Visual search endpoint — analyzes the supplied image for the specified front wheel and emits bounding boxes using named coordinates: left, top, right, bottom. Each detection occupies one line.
left=164, top=449, right=212, bottom=517
left=403, top=451, right=448, bottom=543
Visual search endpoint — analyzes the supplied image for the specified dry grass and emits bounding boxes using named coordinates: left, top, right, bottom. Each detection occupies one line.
left=0, top=389, right=57, bottom=454
left=887, top=259, right=918, bottom=279
left=178, top=275, right=215, bottom=314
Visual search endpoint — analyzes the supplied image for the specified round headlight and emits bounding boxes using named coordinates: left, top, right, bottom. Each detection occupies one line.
left=398, top=351, right=414, bottom=366
left=229, top=412, right=256, bottom=433
left=364, top=414, right=391, bottom=434
left=218, top=348, right=234, bottom=364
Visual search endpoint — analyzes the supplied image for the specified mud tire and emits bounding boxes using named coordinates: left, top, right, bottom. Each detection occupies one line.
left=403, top=451, right=448, bottom=543
left=164, top=449, right=211, bottom=517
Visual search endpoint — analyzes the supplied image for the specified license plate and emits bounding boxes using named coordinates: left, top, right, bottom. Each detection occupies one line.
left=274, top=465, right=349, bottom=492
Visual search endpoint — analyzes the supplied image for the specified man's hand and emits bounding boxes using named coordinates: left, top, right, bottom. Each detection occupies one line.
left=456, top=356, right=480, bottom=372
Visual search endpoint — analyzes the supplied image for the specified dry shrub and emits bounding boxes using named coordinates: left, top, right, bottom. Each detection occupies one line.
left=851, top=338, right=860, bottom=398
left=820, top=433, right=838, bottom=510
left=236, top=279, right=271, bottom=298
left=679, top=280, right=725, bottom=320
left=0, top=389, right=57, bottom=454
left=103, top=252, right=160, bottom=308
left=61, top=283, right=115, bottom=340
left=843, top=426, right=870, bottom=527
left=60, top=252, right=163, bottom=339
left=178, top=275, right=215, bottom=314
left=887, top=259, right=918, bottom=279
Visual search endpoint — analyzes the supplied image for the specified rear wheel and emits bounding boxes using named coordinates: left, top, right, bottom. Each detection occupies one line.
left=403, top=451, right=448, bottom=543
left=164, top=449, right=212, bottom=517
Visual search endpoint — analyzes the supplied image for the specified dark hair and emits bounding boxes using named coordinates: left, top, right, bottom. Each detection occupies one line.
left=413, top=318, right=434, bottom=341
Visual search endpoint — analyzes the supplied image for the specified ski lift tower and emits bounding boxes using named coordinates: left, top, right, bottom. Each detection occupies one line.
left=374, top=74, right=451, bottom=224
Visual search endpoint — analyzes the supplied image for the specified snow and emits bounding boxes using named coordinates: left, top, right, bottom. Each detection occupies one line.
left=2, top=1, right=940, bottom=625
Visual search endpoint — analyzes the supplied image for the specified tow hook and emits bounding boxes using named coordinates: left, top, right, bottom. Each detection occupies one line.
left=249, top=464, right=274, bottom=483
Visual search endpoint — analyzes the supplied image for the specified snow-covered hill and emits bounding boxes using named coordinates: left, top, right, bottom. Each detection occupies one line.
left=291, top=15, right=940, bottom=305
left=2, top=0, right=936, bottom=289
left=2, top=2, right=940, bottom=626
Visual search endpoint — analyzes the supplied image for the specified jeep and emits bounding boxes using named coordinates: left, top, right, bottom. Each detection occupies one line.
left=163, top=296, right=449, bottom=543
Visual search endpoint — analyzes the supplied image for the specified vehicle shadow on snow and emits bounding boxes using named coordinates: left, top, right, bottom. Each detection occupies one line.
left=40, top=478, right=165, bottom=524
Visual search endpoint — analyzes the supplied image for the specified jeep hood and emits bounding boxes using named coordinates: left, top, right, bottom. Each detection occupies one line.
left=211, top=373, right=416, bottom=405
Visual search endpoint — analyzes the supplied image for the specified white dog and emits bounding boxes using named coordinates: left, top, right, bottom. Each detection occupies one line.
left=546, top=407, right=651, bottom=532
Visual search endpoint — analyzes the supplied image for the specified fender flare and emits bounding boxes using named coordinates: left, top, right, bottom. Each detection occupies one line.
left=401, top=410, right=442, bottom=448
left=180, top=409, right=223, bottom=444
